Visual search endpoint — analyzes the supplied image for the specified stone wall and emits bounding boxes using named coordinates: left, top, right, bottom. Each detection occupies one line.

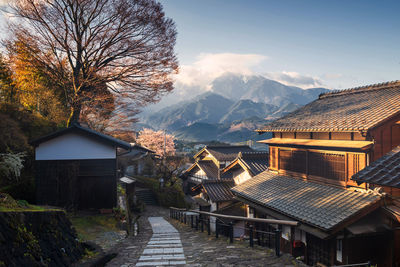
left=0, top=211, right=84, bottom=267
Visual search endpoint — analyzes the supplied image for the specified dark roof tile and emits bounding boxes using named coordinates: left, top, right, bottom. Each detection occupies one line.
left=232, top=171, right=382, bottom=231
left=197, top=161, right=219, bottom=179
left=352, top=146, right=400, bottom=188
left=203, top=180, right=235, bottom=202
left=258, top=81, right=400, bottom=132
left=206, top=145, right=255, bottom=161
left=31, top=123, right=131, bottom=149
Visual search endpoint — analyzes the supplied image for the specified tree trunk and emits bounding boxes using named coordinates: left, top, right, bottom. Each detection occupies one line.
left=67, top=104, right=81, bottom=127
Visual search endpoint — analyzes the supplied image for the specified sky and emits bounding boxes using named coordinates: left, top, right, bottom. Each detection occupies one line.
left=0, top=1, right=399, bottom=109
left=158, top=0, right=400, bottom=94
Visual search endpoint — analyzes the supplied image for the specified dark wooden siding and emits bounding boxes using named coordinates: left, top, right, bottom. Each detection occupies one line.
left=36, top=159, right=117, bottom=209
left=369, top=113, right=400, bottom=161
left=269, top=147, right=278, bottom=170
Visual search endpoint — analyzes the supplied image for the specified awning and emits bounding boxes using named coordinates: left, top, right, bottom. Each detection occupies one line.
left=259, top=138, right=373, bottom=151
left=120, top=176, right=136, bottom=184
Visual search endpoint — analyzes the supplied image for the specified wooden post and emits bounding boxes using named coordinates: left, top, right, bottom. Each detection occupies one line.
left=195, top=215, right=199, bottom=230
left=207, top=218, right=211, bottom=235
left=191, top=215, right=194, bottom=228
left=275, top=228, right=281, bottom=257
left=184, top=212, right=187, bottom=224
left=229, top=221, right=234, bottom=243
left=249, top=225, right=254, bottom=248
left=216, top=220, right=219, bottom=239
left=200, top=215, right=204, bottom=232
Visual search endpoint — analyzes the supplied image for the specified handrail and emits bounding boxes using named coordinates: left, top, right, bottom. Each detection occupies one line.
left=187, top=209, right=299, bottom=226
left=333, top=262, right=371, bottom=267
left=169, top=206, right=283, bottom=257
left=170, top=207, right=186, bottom=211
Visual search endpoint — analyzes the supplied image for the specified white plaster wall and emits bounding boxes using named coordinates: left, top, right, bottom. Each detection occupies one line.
left=194, top=169, right=206, bottom=177
left=234, top=169, right=252, bottom=185
left=35, top=133, right=116, bottom=160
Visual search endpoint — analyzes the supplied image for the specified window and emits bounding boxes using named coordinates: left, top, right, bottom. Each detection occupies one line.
left=277, top=148, right=346, bottom=181
left=279, top=149, right=306, bottom=173
left=336, top=239, right=343, bottom=262
left=247, top=206, right=254, bottom=218
left=281, top=225, right=291, bottom=241
left=309, top=152, right=345, bottom=181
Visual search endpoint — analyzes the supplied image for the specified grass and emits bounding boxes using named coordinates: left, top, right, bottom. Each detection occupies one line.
left=0, top=205, right=62, bottom=212
left=69, top=213, right=120, bottom=242
left=0, top=193, right=62, bottom=212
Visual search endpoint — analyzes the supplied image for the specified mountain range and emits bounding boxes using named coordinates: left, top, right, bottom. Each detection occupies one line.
left=139, top=73, right=330, bottom=143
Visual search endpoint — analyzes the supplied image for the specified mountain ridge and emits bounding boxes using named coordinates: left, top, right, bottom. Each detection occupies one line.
left=140, top=73, right=330, bottom=142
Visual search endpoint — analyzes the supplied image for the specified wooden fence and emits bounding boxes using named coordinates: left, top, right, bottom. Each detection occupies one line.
left=169, top=207, right=299, bottom=257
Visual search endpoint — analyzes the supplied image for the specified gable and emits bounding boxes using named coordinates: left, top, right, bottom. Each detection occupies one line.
left=35, top=132, right=116, bottom=160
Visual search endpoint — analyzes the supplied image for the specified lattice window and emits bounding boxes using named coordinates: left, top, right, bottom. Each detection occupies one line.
left=279, top=149, right=306, bottom=174
left=309, top=152, right=345, bottom=181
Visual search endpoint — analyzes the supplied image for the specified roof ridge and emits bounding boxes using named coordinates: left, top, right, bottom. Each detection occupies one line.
left=207, top=145, right=250, bottom=149
left=319, top=80, right=400, bottom=99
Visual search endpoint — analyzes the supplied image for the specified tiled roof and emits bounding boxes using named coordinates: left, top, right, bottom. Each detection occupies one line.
left=352, top=146, right=400, bottom=188
left=231, top=171, right=382, bottom=231
left=203, top=180, right=235, bottom=202
left=197, top=161, right=219, bottom=179
left=31, top=122, right=132, bottom=149
left=258, top=81, right=400, bottom=132
left=204, top=145, right=255, bottom=161
left=238, top=152, right=269, bottom=176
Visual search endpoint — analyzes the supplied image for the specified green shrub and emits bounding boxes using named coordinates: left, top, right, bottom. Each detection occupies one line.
left=0, top=177, right=36, bottom=203
left=133, top=175, right=188, bottom=208
left=155, top=186, right=187, bottom=208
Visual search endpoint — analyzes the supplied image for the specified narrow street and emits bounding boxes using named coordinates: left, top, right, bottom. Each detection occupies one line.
left=107, top=206, right=306, bottom=267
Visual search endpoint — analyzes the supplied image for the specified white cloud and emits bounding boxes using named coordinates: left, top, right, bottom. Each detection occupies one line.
left=264, top=71, right=324, bottom=88
left=175, top=52, right=267, bottom=92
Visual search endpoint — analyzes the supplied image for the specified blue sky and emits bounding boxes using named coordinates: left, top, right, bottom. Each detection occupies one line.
left=159, top=0, right=400, bottom=90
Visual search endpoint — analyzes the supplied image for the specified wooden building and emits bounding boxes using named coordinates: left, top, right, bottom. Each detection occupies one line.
left=118, top=143, right=155, bottom=177
left=182, top=145, right=254, bottom=194
left=32, top=123, right=132, bottom=210
left=222, top=151, right=269, bottom=185
left=352, top=146, right=400, bottom=265
left=232, top=81, right=400, bottom=266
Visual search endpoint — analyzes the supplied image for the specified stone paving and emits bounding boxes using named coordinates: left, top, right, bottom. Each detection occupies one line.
left=136, top=217, right=186, bottom=266
left=107, top=206, right=307, bottom=267
left=168, top=216, right=307, bottom=267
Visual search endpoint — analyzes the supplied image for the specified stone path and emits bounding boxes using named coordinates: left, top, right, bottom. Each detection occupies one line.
left=136, top=217, right=186, bottom=266
left=106, top=206, right=307, bottom=267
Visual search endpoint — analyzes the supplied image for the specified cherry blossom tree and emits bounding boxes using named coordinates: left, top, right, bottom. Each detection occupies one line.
left=136, top=128, right=175, bottom=157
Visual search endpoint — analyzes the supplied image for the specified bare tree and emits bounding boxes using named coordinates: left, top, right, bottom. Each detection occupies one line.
left=6, top=0, right=178, bottom=126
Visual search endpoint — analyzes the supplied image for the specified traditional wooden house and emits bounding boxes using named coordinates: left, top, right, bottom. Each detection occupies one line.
left=32, top=123, right=132, bottom=210
left=182, top=145, right=254, bottom=194
left=232, top=81, right=400, bottom=266
left=352, top=146, right=400, bottom=265
left=118, top=143, right=155, bottom=177
left=222, top=151, right=269, bottom=185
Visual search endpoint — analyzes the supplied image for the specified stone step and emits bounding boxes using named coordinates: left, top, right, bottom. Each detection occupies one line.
left=139, top=254, right=185, bottom=261
left=143, top=247, right=184, bottom=254
left=136, top=189, right=158, bottom=205
left=136, top=260, right=186, bottom=266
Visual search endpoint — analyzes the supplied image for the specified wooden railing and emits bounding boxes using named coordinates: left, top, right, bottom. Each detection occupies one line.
left=333, top=263, right=371, bottom=267
left=169, top=207, right=299, bottom=257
